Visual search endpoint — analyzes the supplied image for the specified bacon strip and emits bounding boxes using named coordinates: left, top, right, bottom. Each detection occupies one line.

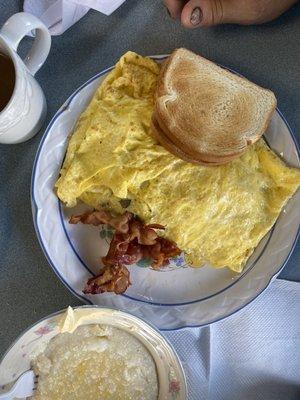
left=70, top=210, right=133, bottom=234
left=70, top=209, right=181, bottom=295
left=83, top=265, right=131, bottom=295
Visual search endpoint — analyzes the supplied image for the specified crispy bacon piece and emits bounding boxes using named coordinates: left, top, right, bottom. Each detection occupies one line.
left=70, top=209, right=181, bottom=295
left=146, top=237, right=181, bottom=269
left=83, top=265, right=131, bottom=295
left=102, top=233, right=144, bottom=267
left=146, top=223, right=165, bottom=230
left=70, top=210, right=133, bottom=234
left=129, top=219, right=158, bottom=245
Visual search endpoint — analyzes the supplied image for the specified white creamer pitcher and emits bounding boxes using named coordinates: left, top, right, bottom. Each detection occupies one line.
left=0, top=12, right=51, bottom=144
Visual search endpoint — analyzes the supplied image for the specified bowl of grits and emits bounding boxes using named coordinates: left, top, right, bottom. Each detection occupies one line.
left=0, top=306, right=186, bottom=399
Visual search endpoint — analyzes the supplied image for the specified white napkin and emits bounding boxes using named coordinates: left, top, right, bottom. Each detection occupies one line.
left=165, top=279, right=300, bottom=400
left=24, top=0, right=127, bottom=35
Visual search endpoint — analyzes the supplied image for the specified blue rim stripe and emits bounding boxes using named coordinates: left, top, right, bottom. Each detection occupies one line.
left=58, top=201, right=95, bottom=276
left=32, top=202, right=93, bottom=305
left=30, top=68, right=115, bottom=307
left=31, top=56, right=300, bottom=330
left=59, top=195, right=275, bottom=306
left=163, top=108, right=300, bottom=330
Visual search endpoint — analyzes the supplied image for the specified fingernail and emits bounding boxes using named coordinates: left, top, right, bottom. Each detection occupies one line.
left=190, top=7, right=203, bottom=26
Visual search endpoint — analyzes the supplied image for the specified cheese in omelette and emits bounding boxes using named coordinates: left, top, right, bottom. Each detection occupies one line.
left=56, top=52, right=300, bottom=273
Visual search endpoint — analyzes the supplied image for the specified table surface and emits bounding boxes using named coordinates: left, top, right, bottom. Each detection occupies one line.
left=0, top=0, right=299, bottom=358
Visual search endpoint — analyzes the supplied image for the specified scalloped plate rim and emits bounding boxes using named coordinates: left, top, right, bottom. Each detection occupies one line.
left=31, top=55, right=300, bottom=330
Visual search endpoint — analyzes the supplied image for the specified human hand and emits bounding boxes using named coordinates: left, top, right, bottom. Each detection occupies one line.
left=164, top=0, right=298, bottom=27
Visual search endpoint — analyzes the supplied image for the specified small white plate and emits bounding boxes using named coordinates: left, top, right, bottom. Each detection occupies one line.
left=0, top=306, right=186, bottom=399
left=31, top=55, right=300, bottom=330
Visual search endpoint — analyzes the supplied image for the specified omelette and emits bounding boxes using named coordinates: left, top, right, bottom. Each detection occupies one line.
left=56, top=52, right=300, bottom=273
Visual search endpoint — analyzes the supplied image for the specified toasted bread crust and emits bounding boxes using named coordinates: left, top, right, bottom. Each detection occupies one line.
left=151, top=115, right=238, bottom=165
left=154, top=48, right=277, bottom=165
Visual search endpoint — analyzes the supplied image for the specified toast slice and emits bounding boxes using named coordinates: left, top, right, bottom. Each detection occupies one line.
left=154, top=48, right=277, bottom=165
left=151, top=115, right=237, bottom=165
left=151, top=114, right=238, bottom=165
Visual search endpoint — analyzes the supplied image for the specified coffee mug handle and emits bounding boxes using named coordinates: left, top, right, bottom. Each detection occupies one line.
left=0, top=12, right=51, bottom=76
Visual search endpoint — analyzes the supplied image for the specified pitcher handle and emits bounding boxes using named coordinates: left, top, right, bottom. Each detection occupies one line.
left=0, top=12, right=51, bottom=76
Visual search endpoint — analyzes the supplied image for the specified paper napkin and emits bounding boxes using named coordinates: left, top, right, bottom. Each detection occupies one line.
left=165, top=279, right=300, bottom=400
left=24, top=0, right=127, bottom=35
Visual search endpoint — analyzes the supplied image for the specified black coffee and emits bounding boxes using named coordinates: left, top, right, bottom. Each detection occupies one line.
left=0, top=52, right=15, bottom=112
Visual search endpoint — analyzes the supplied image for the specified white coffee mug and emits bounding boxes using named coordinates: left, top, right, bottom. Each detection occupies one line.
left=0, top=12, right=51, bottom=144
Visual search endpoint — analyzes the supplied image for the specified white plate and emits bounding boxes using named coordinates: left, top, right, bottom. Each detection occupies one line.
left=0, top=306, right=186, bottom=399
left=31, top=55, right=300, bottom=330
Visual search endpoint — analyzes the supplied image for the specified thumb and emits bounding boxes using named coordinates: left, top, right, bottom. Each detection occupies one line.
left=181, top=0, right=299, bottom=28
left=181, top=0, right=228, bottom=28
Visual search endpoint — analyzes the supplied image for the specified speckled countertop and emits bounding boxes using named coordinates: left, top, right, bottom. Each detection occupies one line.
left=0, top=0, right=299, bottom=357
